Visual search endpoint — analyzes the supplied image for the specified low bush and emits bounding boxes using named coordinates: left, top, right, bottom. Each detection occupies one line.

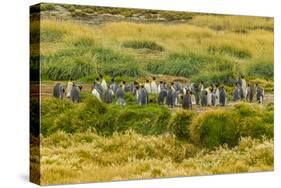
left=122, top=40, right=164, bottom=51
left=246, top=60, right=273, bottom=79
left=208, top=45, right=252, bottom=59
left=42, top=57, right=96, bottom=80
left=169, top=111, right=193, bottom=140
left=41, top=96, right=171, bottom=136
left=189, top=103, right=273, bottom=149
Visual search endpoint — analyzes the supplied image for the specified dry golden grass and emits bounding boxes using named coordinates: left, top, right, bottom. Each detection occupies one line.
left=40, top=19, right=273, bottom=60
left=38, top=131, right=273, bottom=185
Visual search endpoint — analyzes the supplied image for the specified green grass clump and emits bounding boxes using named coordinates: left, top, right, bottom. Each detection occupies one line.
left=147, top=52, right=238, bottom=85
left=122, top=40, right=164, bottom=51
left=41, top=43, right=142, bottom=80
left=190, top=102, right=273, bottom=149
left=42, top=57, right=95, bottom=80
left=41, top=96, right=171, bottom=136
left=147, top=52, right=208, bottom=77
left=190, top=109, right=240, bottom=149
left=169, top=111, right=193, bottom=140
left=246, top=59, right=274, bottom=79
left=208, top=45, right=252, bottom=59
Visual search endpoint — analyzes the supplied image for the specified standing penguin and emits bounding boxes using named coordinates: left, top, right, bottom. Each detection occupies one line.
left=256, top=84, right=264, bottom=104
left=138, top=85, right=148, bottom=106
left=70, top=84, right=81, bottom=103
left=116, top=86, right=126, bottom=106
left=214, top=84, right=220, bottom=106
left=103, top=86, right=114, bottom=104
left=182, top=90, right=192, bottom=110
left=135, top=85, right=140, bottom=103
left=211, top=88, right=217, bottom=106
left=166, top=86, right=176, bottom=108
left=200, top=90, right=208, bottom=107
left=190, top=91, right=196, bottom=105
left=66, top=79, right=74, bottom=98
left=238, top=76, right=247, bottom=99
left=233, top=82, right=241, bottom=102
left=53, top=83, right=65, bottom=99
left=92, top=86, right=101, bottom=101
left=151, top=77, right=158, bottom=94
left=109, top=78, right=118, bottom=94
left=100, top=74, right=108, bottom=92
left=144, top=80, right=151, bottom=93
left=158, top=81, right=164, bottom=93
left=246, top=84, right=255, bottom=103
left=219, top=86, right=227, bottom=106
left=93, top=78, right=103, bottom=96
left=158, top=89, right=168, bottom=105
left=206, top=87, right=212, bottom=106
left=196, top=81, right=204, bottom=105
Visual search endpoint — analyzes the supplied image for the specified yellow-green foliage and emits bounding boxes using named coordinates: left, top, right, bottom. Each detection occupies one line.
left=190, top=103, right=273, bottom=149
left=37, top=15, right=273, bottom=84
left=39, top=131, right=273, bottom=185
left=41, top=96, right=273, bottom=149
left=41, top=97, right=171, bottom=136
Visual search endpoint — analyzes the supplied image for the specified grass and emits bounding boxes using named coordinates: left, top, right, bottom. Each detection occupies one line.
left=41, top=96, right=273, bottom=149
left=190, top=103, right=273, bottom=149
left=38, top=131, right=273, bottom=185
left=36, top=18, right=273, bottom=86
left=122, top=40, right=164, bottom=51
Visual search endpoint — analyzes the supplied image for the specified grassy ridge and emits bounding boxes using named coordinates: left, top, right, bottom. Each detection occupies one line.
left=41, top=96, right=273, bottom=149
left=35, top=18, right=273, bottom=85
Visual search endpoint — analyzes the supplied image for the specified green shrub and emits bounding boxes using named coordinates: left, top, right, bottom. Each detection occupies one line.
left=41, top=45, right=141, bottom=80
left=246, top=60, right=273, bottom=79
left=122, top=40, right=164, bottom=51
left=104, top=62, right=143, bottom=77
left=115, top=104, right=171, bottom=135
left=234, top=103, right=274, bottom=139
left=147, top=52, right=208, bottom=77
left=190, top=110, right=240, bottom=149
left=41, top=96, right=171, bottom=136
left=169, top=111, right=193, bottom=140
left=42, top=57, right=96, bottom=80
left=208, top=45, right=252, bottom=59
left=190, top=103, right=273, bottom=149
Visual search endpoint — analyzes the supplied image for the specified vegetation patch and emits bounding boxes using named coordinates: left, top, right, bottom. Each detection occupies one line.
left=122, top=40, right=164, bottom=51
left=208, top=45, right=252, bottom=59
left=190, top=103, right=273, bottom=149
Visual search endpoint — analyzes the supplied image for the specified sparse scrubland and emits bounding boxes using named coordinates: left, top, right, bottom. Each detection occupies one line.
left=31, top=3, right=274, bottom=185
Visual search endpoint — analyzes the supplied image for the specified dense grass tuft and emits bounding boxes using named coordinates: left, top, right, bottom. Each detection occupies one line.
left=122, top=40, right=164, bottom=51
left=41, top=96, right=171, bottom=136
left=169, top=111, right=193, bottom=140
left=190, top=103, right=273, bottom=149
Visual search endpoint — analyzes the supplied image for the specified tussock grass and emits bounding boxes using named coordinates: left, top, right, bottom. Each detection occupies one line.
left=190, top=103, right=273, bottom=149
left=38, top=19, right=273, bottom=85
left=122, top=40, right=164, bottom=51
left=41, top=97, right=171, bottom=136
left=39, top=131, right=273, bottom=185
left=41, top=97, right=273, bottom=149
